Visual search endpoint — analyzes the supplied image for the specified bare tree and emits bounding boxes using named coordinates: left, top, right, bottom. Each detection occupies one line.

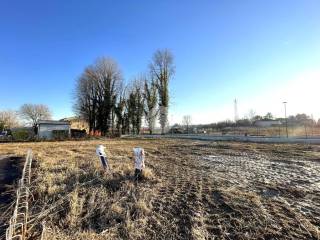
left=94, top=57, right=123, bottom=135
left=74, top=67, right=98, bottom=133
left=143, top=75, right=158, bottom=134
left=19, top=104, right=51, bottom=129
left=247, top=109, right=256, bottom=122
left=0, top=110, right=20, bottom=129
left=182, top=115, right=192, bottom=133
left=127, top=80, right=144, bottom=135
left=74, top=57, right=123, bottom=135
left=150, top=49, right=175, bottom=134
left=114, top=84, right=127, bottom=136
left=264, top=112, right=273, bottom=120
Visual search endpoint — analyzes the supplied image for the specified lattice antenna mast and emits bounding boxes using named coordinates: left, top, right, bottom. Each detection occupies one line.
left=234, top=99, right=239, bottom=122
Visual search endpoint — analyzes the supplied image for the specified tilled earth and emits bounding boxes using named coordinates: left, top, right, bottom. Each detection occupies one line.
left=0, top=139, right=319, bottom=239
left=145, top=141, right=320, bottom=239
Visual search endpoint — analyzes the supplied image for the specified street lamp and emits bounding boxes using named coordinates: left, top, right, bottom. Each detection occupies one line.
left=283, top=101, right=288, bottom=138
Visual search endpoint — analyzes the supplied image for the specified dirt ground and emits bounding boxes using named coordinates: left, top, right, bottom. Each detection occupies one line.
left=0, top=155, right=23, bottom=236
left=0, top=139, right=319, bottom=239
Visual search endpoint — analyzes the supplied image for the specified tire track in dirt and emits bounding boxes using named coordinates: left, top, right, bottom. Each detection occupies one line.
left=135, top=141, right=320, bottom=239
left=194, top=145, right=320, bottom=239
left=147, top=146, right=209, bottom=239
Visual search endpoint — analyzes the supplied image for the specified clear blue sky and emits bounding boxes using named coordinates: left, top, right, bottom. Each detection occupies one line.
left=1, top=0, right=320, bottom=124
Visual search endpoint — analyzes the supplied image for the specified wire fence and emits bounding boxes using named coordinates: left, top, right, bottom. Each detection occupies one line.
left=6, top=149, right=33, bottom=240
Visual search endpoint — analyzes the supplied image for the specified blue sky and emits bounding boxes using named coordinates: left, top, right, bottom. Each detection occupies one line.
left=1, top=0, right=320, bottom=124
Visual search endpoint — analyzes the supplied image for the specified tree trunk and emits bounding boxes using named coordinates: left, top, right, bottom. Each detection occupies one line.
left=159, top=106, right=168, bottom=134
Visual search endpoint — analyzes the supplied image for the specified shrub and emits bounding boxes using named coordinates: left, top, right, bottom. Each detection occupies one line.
left=70, top=129, right=86, bottom=138
left=52, top=130, right=69, bottom=140
left=12, top=129, right=30, bottom=140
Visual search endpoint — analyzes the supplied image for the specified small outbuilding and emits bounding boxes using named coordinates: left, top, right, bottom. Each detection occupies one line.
left=37, top=120, right=71, bottom=139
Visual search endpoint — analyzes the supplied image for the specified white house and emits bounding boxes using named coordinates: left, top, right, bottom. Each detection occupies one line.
left=37, top=120, right=71, bottom=139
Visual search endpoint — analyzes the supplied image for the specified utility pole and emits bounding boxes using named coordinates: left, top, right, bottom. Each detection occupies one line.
left=234, top=99, right=239, bottom=123
left=234, top=99, right=239, bottom=135
left=283, top=101, right=288, bottom=138
left=311, top=114, right=314, bottom=137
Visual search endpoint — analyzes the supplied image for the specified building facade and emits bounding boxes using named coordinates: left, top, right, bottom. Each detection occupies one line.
left=37, top=120, right=71, bottom=139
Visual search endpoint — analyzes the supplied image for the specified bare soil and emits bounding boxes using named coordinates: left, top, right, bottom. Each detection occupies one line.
left=0, top=155, right=23, bottom=237
left=0, top=139, right=319, bottom=239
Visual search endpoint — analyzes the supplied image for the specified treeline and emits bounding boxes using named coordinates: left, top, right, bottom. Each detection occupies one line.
left=0, top=104, right=51, bottom=132
left=192, top=113, right=319, bottom=129
left=74, top=49, right=174, bottom=136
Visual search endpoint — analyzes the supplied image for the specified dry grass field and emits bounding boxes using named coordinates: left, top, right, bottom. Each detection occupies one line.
left=1, top=139, right=320, bottom=239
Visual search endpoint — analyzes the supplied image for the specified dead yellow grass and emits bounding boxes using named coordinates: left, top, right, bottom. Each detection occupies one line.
left=0, top=139, right=319, bottom=239
left=141, top=167, right=155, bottom=180
left=0, top=139, right=167, bottom=239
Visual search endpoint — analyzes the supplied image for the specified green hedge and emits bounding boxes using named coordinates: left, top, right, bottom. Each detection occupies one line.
left=12, top=129, right=30, bottom=140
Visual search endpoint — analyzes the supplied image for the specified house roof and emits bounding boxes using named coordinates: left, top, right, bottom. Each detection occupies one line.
left=37, top=120, right=70, bottom=125
left=60, top=116, right=86, bottom=122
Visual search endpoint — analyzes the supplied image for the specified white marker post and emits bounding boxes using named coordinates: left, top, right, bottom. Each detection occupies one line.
left=133, top=147, right=145, bottom=181
left=96, top=145, right=110, bottom=171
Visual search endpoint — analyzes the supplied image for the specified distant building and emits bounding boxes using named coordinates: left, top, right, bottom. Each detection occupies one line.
left=170, top=124, right=184, bottom=134
left=254, top=120, right=282, bottom=127
left=60, top=117, right=89, bottom=132
left=37, top=120, right=71, bottom=139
